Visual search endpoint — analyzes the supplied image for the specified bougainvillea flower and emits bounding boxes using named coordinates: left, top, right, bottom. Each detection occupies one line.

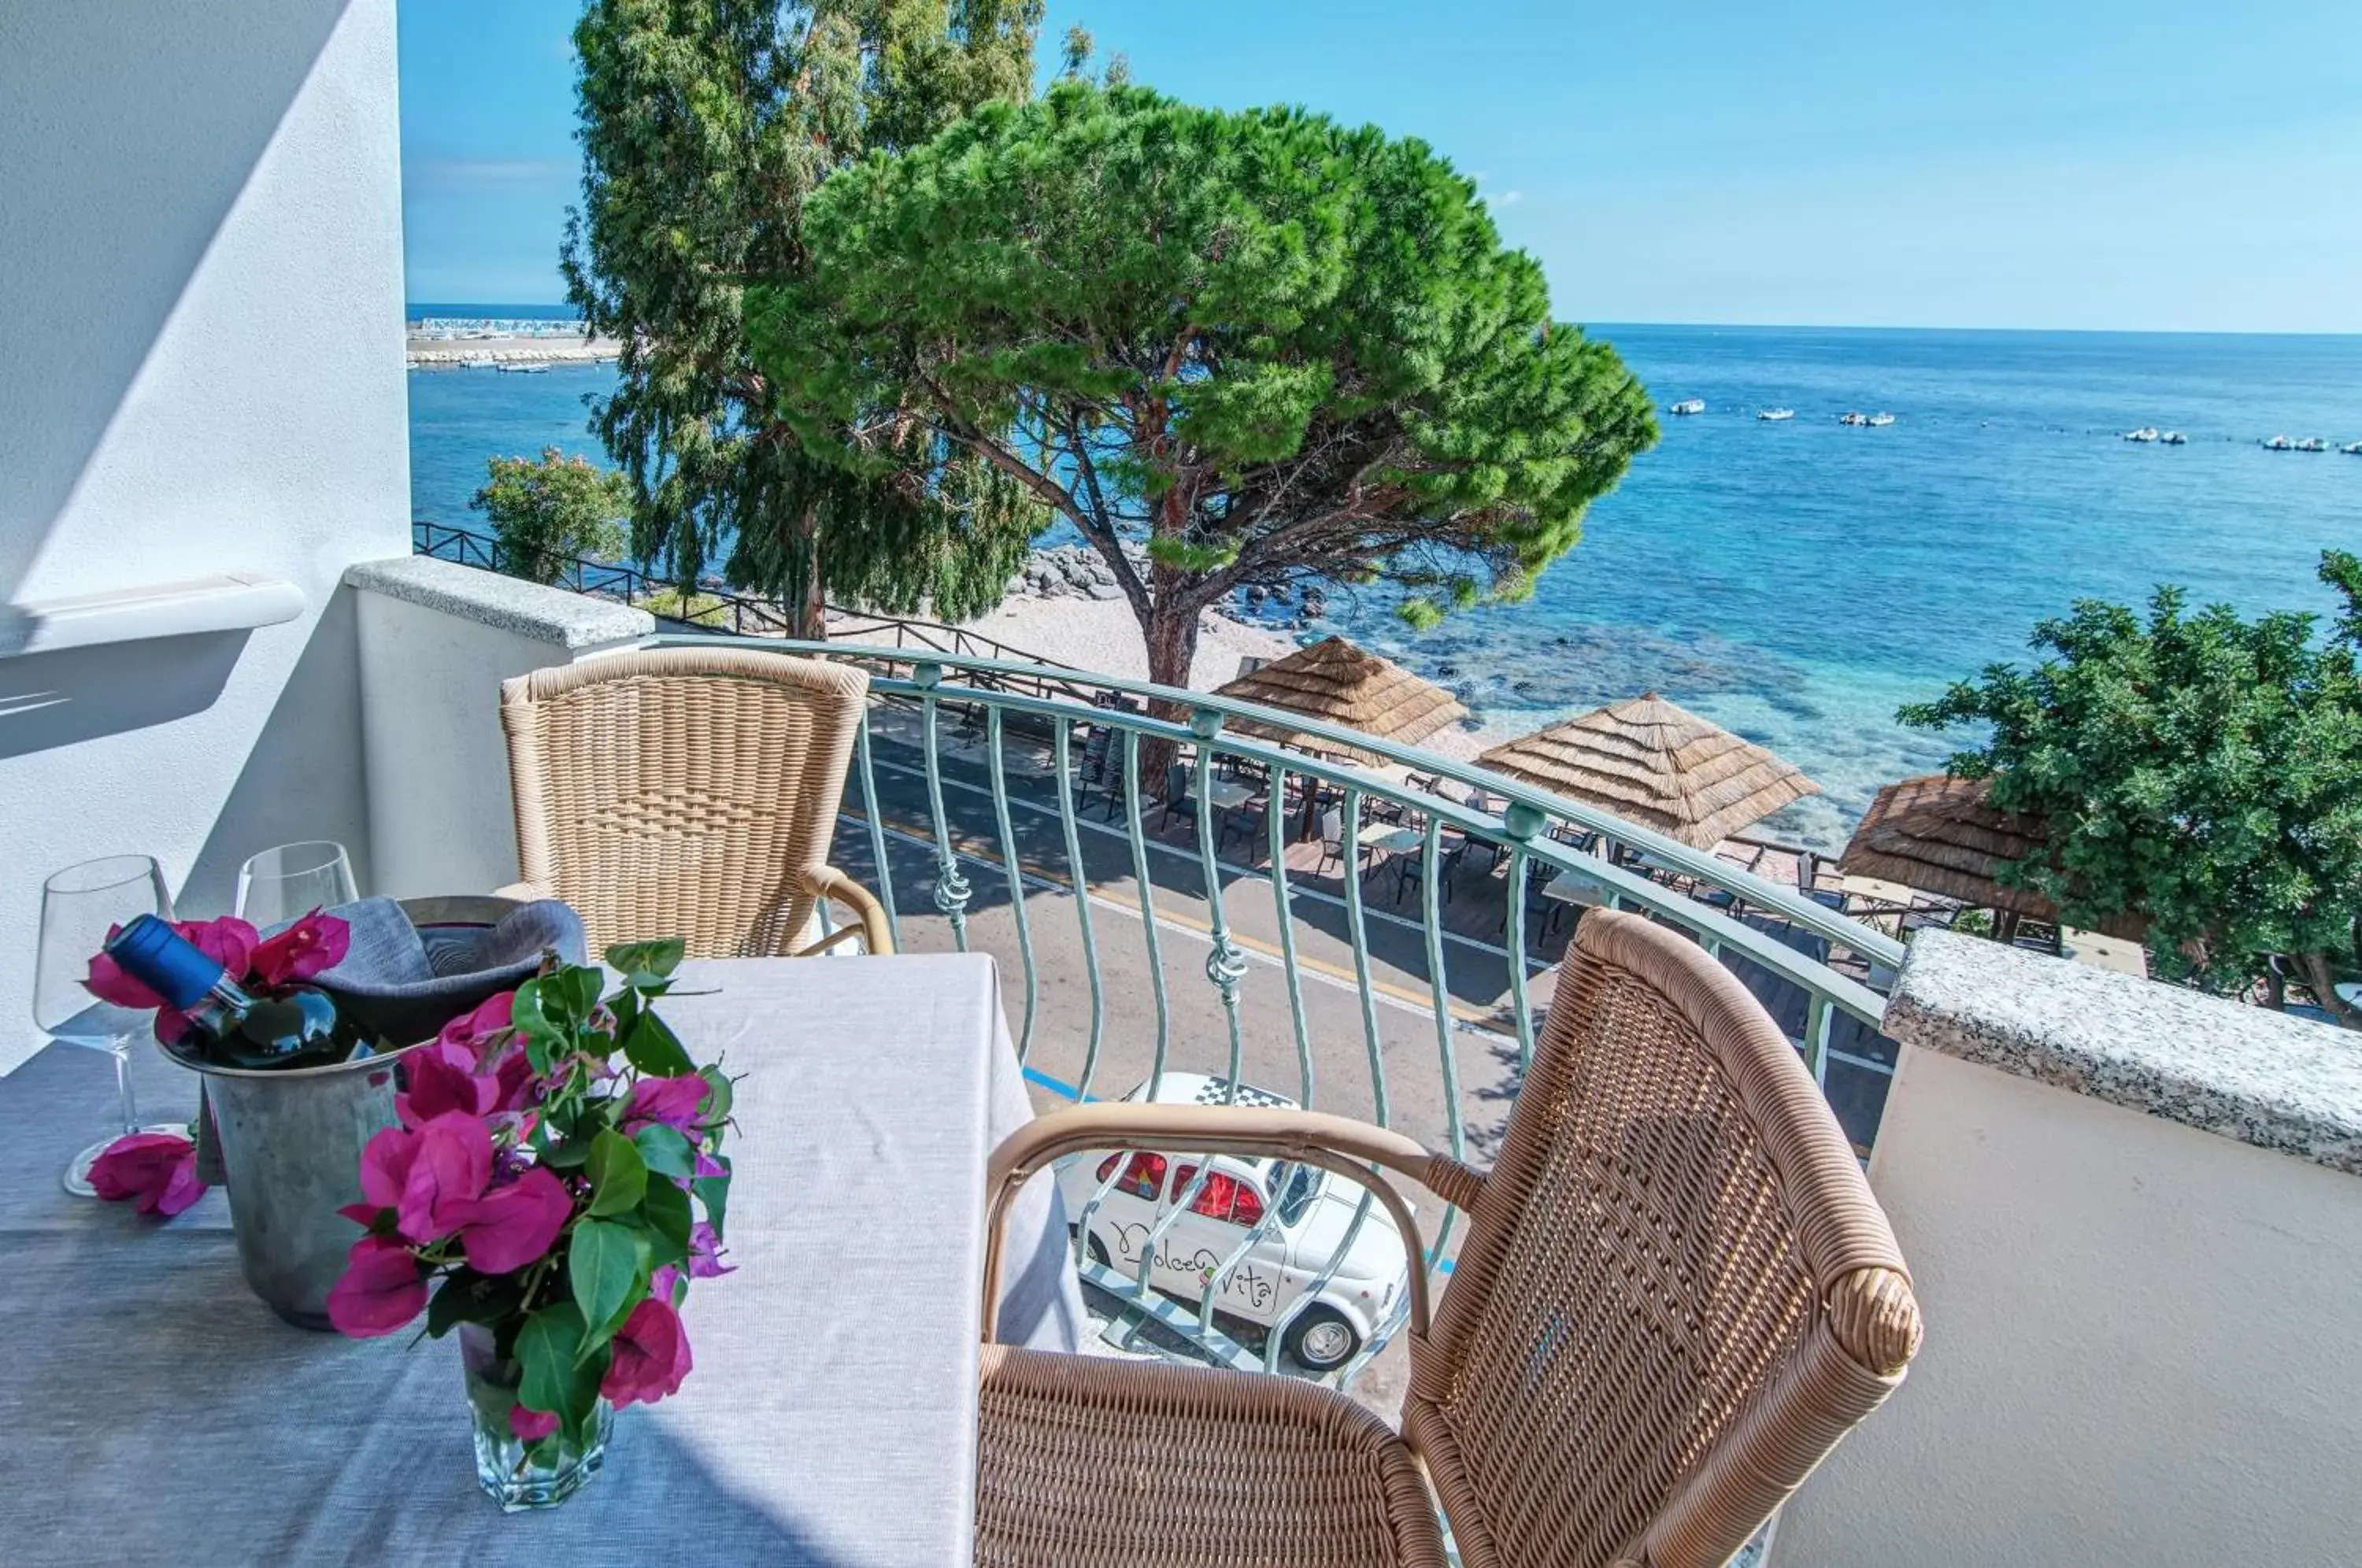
left=620, top=1074, right=708, bottom=1136
left=487, top=1043, right=538, bottom=1114
left=357, top=1123, right=421, bottom=1211
left=693, top=1148, right=726, bottom=1181
left=394, top=1112, right=493, bottom=1244
left=450, top=1166, right=572, bottom=1275
left=325, top=1235, right=430, bottom=1337
left=599, top=1296, right=693, bottom=1407
left=87, top=1131, right=206, bottom=1217
left=250, top=909, right=350, bottom=988
left=509, top=1404, right=560, bottom=1443
left=687, top=1220, right=734, bottom=1279
left=398, top=1041, right=498, bottom=1127
left=435, top=991, right=515, bottom=1060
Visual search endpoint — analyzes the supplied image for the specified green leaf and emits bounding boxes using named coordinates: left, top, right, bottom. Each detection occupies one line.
left=568, top=1219, right=649, bottom=1355
left=631, top=1122, right=696, bottom=1182
left=605, top=937, right=686, bottom=982
left=587, top=1128, right=648, bottom=1218
left=697, top=1065, right=735, bottom=1130
left=510, top=978, right=563, bottom=1074
left=641, top=1175, right=693, bottom=1265
left=516, top=1304, right=604, bottom=1443
left=693, top=1151, right=732, bottom=1242
left=537, top=1135, right=592, bottom=1171
left=621, top=1010, right=694, bottom=1077
left=551, top=963, right=605, bottom=1019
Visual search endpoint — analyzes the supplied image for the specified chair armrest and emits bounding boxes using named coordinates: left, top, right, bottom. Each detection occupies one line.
left=785, top=865, right=895, bottom=956
left=1423, top=1155, right=1488, bottom=1212
left=1826, top=1265, right=1923, bottom=1377
left=979, top=1102, right=1448, bottom=1344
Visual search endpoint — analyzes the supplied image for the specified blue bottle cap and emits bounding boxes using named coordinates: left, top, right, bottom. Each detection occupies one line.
left=106, top=915, right=227, bottom=1012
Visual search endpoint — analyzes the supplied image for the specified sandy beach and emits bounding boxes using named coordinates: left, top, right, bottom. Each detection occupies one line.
left=953, top=593, right=1297, bottom=692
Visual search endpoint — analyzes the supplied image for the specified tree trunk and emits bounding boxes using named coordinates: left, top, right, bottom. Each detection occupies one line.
left=777, top=499, right=826, bottom=642
left=2291, top=950, right=2362, bottom=1029
left=1138, top=598, right=1200, bottom=795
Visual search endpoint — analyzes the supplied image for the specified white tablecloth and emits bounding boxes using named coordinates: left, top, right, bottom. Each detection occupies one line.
left=0, top=952, right=1080, bottom=1566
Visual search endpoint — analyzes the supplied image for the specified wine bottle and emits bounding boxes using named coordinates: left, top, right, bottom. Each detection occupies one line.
left=106, top=915, right=363, bottom=1071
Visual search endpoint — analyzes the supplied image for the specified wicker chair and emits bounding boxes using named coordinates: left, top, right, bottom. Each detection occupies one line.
left=498, top=649, right=892, bottom=958
left=975, top=908, right=1921, bottom=1568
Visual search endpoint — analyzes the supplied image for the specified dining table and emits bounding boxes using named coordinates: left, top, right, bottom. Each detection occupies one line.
left=0, top=952, right=1083, bottom=1566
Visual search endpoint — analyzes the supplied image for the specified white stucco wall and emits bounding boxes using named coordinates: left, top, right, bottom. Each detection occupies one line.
left=348, top=557, right=654, bottom=902
left=0, top=0, right=409, bottom=1070
left=1774, top=1043, right=2362, bottom=1565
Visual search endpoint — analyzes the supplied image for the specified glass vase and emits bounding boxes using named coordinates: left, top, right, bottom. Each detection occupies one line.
left=457, top=1323, right=613, bottom=1511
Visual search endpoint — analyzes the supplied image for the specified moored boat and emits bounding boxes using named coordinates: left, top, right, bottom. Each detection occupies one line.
left=1757, top=408, right=1794, bottom=422
left=2261, top=434, right=2294, bottom=450
left=2160, top=431, right=2186, bottom=445
left=1838, top=411, right=1868, bottom=426
left=2123, top=427, right=2160, bottom=443
left=1667, top=398, right=1705, bottom=416
left=1867, top=412, right=1895, bottom=427
left=2295, top=436, right=2327, bottom=453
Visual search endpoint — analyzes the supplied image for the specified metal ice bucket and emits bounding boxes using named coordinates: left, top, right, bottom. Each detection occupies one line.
left=170, top=1039, right=426, bottom=1329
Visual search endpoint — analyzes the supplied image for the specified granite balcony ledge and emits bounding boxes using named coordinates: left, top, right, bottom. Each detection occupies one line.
left=344, top=555, right=654, bottom=650
left=1887, top=929, right=2362, bottom=1174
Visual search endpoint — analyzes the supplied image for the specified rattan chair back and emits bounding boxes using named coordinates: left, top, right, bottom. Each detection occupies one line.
left=1402, top=908, right=1920, bottom=1568
left=500, top=649, right=871, bottom=958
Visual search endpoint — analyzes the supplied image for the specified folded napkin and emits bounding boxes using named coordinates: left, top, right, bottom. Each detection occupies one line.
left=307, top=895, right=588, bottom=1046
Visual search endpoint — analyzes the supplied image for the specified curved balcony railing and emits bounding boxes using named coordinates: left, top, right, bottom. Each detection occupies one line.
left=650, top=632, right=1904, bottom=1389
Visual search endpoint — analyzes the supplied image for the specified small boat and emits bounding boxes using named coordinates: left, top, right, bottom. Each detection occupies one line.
left=2295, top=436, right=2328, bottom=453
left=1838, top=411, right=1868, bottom=426
left=1867, top=412, right=1895, bottom=427
left=2160, top=431, right=2186, bottom=445
left=2342, top=442, right=2362, bottom=456
left=1757, top=408, right=1794, bottom=422
left=2123, top=427, right=2160, bottom=443
left=1667, top=398, right=1705, bottom=416
left=494, top=361, right=550, bottom=375
left=2262, top=435, right=2294, bottom=450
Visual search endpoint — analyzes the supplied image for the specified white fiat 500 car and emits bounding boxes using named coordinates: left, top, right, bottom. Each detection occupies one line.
left=1056, top=1073, right=1413, bottom=1373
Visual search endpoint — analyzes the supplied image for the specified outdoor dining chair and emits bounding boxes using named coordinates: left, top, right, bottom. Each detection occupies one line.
left=498, top=648, right=893, bottom=957
left=972, top=908, right=1921, bottom=1568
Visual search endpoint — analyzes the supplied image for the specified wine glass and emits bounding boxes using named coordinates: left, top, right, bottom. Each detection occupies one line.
left=235, top=841, right=358, bottom=929
left=34, top=855, right=182, bottom=1196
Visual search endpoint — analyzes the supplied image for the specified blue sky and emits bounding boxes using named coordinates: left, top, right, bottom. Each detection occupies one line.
left=398, top=0, right=2362, bottom=331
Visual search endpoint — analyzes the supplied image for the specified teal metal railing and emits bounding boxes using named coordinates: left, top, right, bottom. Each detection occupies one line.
left=652, top=633, right=1903, bottom=1383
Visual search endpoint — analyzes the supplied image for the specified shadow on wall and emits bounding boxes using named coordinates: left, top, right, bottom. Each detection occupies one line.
left=0, top=631, right=250, bottom=758
left=187, top=584, right=372, bottom=912
left=0, top=0, right=354, bottom=603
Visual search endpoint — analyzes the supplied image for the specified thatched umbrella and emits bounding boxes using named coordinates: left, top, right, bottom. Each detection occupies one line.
left=1838, top=773, right=2148, bottom=940
left=1213, top=636, right=1468, bottom=767
left=1473, top=693, right=1819, bottom=849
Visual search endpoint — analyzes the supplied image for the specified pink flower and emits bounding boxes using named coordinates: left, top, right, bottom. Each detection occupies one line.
left=87, top=1131, right=206, bottom=1217
left=397, top=1041, right=498, bottom=1127
left=394, top=1113, right=493, bottom=1244
left=449, top=1167, right=572, bottom=1274
left=599, top=1296, right=693, bottom=1407
left=250, top=910, right=350, bottom=988
left=325, top=1235, right=429, bottom=1337
left=620, top=1074, right=708, bottom=1136
left=687, top=1220, right=734, bottom=1279
left=509, top=1404, right=560, bottom=1442
left=357, top=1123, right=420, bottom=1211
left=488, top=1045, right=538, bottom=1113
left=435, top=991, right=514, bottom=1059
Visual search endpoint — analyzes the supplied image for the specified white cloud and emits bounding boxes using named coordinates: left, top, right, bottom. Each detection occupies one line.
left=1495, top=190, right=1524, bottom=205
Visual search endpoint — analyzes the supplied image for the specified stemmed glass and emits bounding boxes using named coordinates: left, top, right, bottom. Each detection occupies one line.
left=34, top=855, right=183, bottom=1196
left=235, top=841, right=358, bottom=929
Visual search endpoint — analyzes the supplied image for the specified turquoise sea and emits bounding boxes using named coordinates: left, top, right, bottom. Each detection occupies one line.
left=407, top=323, right=2362, bottom=849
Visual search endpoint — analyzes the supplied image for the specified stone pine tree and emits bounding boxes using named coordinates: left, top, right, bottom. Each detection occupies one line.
left=561, top=0, right=1046, bottom=637
left=746, top=83, right=1659, bottom=690
left=1901, top=549, right=2362, bottom=1026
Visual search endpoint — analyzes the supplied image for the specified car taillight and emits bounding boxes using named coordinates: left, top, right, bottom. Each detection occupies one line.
left=1096, top=1153, right=1120, bottom=1184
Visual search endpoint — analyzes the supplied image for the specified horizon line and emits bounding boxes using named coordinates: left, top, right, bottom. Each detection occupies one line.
left=402, top=301, right=2362, bottom=340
